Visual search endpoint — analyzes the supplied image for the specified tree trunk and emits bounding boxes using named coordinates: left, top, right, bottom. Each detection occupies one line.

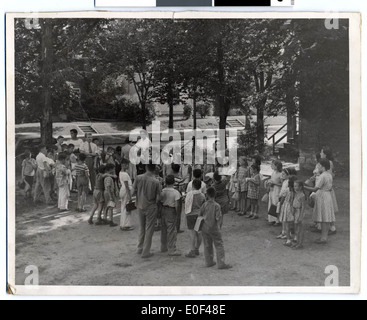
left=168, top=80, right=174, bottom=130
left=216, top=37, right=229, bottom=141
left=41, top=20, right=53, bottom=146
left=141, top=100, right=147, bottom=130
left=256, top=99, right=266, bottom=152
left=286, top=95, right=297, bottom=141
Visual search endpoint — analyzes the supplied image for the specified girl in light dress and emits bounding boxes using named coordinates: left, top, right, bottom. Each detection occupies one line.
left=266, top=160, right=283, bottom=226
left=292, top=181, right=307, bottom=250
left=276, top=168, right=297, bottom=239
left=304, top=159, right=336, bottom=244
left=119, top=159, right=134, bottom=231
left=279, top=176, right=297, bottom=247
left=229, top=168, right=240, bottom=212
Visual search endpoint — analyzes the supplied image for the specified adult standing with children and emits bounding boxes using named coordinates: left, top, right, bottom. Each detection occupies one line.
left=80, top=133, right=100, bottom=192
left=133, top=162, right=162, bottom=259
left=69, top=129, right=84, bottom=153
left=304, top=159, right=336, bottom=245
left=33, top=145, right=53, bottom=205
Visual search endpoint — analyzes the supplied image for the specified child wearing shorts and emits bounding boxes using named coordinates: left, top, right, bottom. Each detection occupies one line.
left=75, top=153, right=90, bottom=212
left=89, top=165, right=106, bottom=225
left=103, top=164, right=118, bottom=227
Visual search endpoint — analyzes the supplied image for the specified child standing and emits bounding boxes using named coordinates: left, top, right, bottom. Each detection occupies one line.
left=119, top=159, right=134, bottom=231
left=160, top=175, right=182, bottom=256
left=185, top=179, right=206, bottom=258
left=229, top=169, right=239, bottom=212
left=21, top=149, right=37, bottom=199
left=237, top=157, right=250, bottom=216
left=267, top=160, right=283, bottom=226
left=67, top=144, right=78, bottom=192
left=200, top=187, right=232, bottom=270
left=171, top=164, right=184, bottom=233
left=245, top=165, right=261, bottom=220
left=279, top=176, right=297, bottom=247
left=103, top=164, right=118, bottom=227
left=55, top=153, right=71, bottom=212
left=213, top=172, right=230, bottom=216
left=276, top=168, right=292, bottom=240
left=75, top=153, right=90, bottom=212
left=89, top=165, right=106, bottom=225
left=186, top=169, right=207, bottom=194
left=292, top=180, right=307, bottom=250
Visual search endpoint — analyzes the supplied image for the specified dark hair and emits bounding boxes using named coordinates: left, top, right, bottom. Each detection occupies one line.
left=283, top=167, right=297, bottom=177
left=207, top=187, right=216, bottom=199
left=171, top=164, right=181, bottom=174
left=294, top=180, right=305, bottom=191
left=322, top=146, right=334, bottom=161
left=68, top=144, right=75, bottom=149
left=192, top=179, right=202, bottom=191
left=57, top=136, right=64, bottom=140
left=58, top=153, right=67, bottom=161
left=78, top=153, right=87, bottom=162
left=105, top=163, right=115, bottom=172
left=288, top=176, right=297, bottom=193
left=121, top=158, right=130, bottom=166
left=214, top=171, right=222, bottom=182
left=47, top=145, right=57, bottom=153
left=146, top=162, right=156, bottom=173
left=165, top=175, right=175, bottom=186
left=193, top=169, right=202, bottom=179
left=24, top=149, right=31, bottom=158
left=273, top=160, right=283, bottom=173
left=318, top=158, right=331, bottom=171
left=70, top=129, right=78, bottom=134
left=98, top=164, right=106, bottom=174
left=253, top=155, right=262, bottom=166
left=38, top=144, right=46, bottom=151
left=92, top=138, right=99, bottom=143
left=116, top=146, right=122, bottom=153
left=251, top=164, right=260, bottom=173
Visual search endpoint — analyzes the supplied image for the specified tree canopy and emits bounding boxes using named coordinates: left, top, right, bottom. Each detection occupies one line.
left=15, top=18, right=349, bottom=150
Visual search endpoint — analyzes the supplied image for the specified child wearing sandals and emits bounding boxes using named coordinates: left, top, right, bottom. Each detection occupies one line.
left=279, top=176, right=297, bottom=247
left=89, top=165, right=117, bottom=226
left=245, top=164, right=261, bottom=220
left=292, top=181, right=307, bottom=250
left=276, top=168, right=295, bottom=240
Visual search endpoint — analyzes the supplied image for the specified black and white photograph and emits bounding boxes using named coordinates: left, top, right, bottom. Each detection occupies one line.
left=6, top=11, right=361, bottom=295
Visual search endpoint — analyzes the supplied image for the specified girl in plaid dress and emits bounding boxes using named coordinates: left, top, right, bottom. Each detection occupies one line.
left=246, top=165, right=261, bottom=220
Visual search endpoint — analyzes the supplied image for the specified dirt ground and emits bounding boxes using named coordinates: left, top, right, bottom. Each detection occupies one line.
left=14, top=177, right=350, bottom=288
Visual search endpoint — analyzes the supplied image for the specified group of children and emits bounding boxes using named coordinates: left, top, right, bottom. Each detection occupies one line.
left=23, top=140, right=339, bottom=268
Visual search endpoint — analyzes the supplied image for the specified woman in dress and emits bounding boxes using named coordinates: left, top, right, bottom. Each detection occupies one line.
left=321, top=146, right=339, bottom=235
left=304, top=159, right=336, bottom=244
